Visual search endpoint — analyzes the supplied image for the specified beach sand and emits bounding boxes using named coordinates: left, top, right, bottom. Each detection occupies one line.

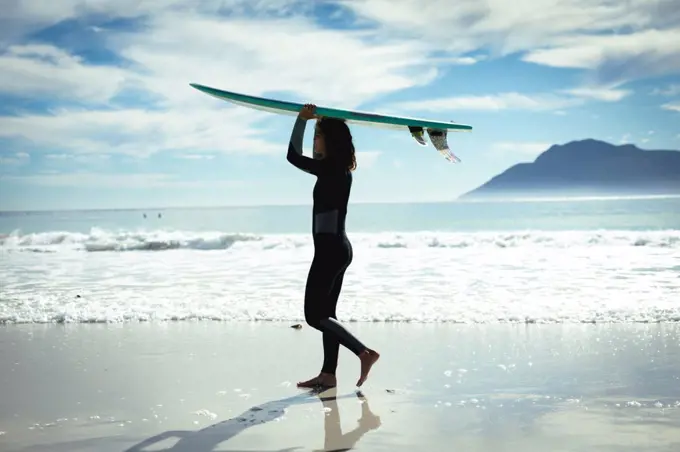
left=1, top=322, right=679, bottom=452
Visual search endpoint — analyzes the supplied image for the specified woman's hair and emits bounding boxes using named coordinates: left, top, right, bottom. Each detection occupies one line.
left=317, top=117, right=357, bottom=171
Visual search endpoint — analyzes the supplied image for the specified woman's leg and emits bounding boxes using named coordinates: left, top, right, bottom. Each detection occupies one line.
left=317, top=272, right=380, bottom=387
left=304, top=240, right=366, bottom=358
left=298, top=254, right=340, bottom=388
left=300, top=239, right=379, bottom=387
left=320, top=270, right=346, bottom=376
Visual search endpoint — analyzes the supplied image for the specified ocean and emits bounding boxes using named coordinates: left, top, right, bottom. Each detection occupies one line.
left=1, top=196, right=679, bottom=324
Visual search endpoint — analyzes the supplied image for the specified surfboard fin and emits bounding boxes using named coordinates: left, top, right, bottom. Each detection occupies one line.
left=426, top=128, right=461, bottom=163
left=408, top=126, right=428, bottom=146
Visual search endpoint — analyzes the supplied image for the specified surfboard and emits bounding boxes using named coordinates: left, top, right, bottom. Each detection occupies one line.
left=189, top=83, right=473, bottom=163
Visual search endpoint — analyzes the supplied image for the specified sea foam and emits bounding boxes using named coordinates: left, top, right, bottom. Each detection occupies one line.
left=2, top=228, right=679, bottom=253
left=1, top=228, right=679, bottom=324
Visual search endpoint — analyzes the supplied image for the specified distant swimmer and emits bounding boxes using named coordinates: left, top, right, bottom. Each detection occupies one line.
left=286, top=104, right=380, bottom=389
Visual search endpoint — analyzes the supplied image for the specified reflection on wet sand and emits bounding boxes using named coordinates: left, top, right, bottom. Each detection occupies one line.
left=124, top=388, right=381, bottom=452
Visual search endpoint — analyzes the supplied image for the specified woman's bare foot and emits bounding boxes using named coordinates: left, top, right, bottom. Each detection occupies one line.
left=356, top=349, right=380, bottom=387
left=297, top=372, right=337, bottom=388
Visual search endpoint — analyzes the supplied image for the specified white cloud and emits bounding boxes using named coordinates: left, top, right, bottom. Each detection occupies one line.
left=0, top=7, right=447, bottom=160
left=1, top=172, right=244, bottom=189
left=388, top=92, right=583, bottom=112
left=3, top=0, right=676, bottom=98
left=1, top=12, right=442, bottom=108
left=651, top=84, right=680, bottom=97
left=340, top=0, right=639, bottom=49
left=522, top=29, right=680, bottom=85
left=387, top=84, right=633, bottom=114
left=0, top=0, right=309, bottom=43
left=662, top=101, right=680, bottom=112
left=45, top=154, right=74, bottom=160
left=340, top=0, right=680, bottom=86
left=46, top=153, right=110, bottom=159
left=491, top=142, right=551, bottom=158
left=116, top=13, right=439, bottom=108
left=0, top=152, right=30, bottom=166
left=562, top=86, right=631, bottom=102
left=0, top=107, right=279, bottom=157
left=176, top=154, right=216, bottom=160
left=0, top=45, right=130, bottom=103
left=429, top=55, right=483, bottom=66
left=45, top=154, right=112, bottom=166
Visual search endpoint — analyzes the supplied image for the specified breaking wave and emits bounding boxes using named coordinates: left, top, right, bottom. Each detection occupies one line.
left=2, top=228, right=680, bottom=253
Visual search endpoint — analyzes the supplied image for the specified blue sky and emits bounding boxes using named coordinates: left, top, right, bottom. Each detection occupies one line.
left=0, top=0, right=679, bottom=211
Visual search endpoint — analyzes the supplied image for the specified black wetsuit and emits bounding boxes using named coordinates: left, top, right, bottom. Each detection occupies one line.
left=286, top=117, right=367, bottom=375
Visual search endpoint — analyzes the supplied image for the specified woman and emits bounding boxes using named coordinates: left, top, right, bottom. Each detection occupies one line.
left=286, top=104, right=380, bottom=389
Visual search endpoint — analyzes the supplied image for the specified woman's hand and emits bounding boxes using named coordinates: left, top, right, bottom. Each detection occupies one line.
left=298, top=103, right=317, bottom=121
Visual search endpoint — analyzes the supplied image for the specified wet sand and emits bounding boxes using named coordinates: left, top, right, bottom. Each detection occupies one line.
left=1, top=322, right=679, bottom=451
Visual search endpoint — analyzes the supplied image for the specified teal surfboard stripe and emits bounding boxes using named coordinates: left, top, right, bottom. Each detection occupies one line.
left=189, top=83, right=473, bottom=132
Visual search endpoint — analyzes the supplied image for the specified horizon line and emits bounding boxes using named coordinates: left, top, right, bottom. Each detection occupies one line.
left=3, top=194, right=680, bottom=214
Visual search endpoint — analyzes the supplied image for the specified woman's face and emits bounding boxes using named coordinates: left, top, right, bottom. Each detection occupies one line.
left=313, top=124, right=326, bottom=160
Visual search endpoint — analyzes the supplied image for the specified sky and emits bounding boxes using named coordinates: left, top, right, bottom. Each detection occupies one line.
left=0, top=0, right=679, bottom=211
